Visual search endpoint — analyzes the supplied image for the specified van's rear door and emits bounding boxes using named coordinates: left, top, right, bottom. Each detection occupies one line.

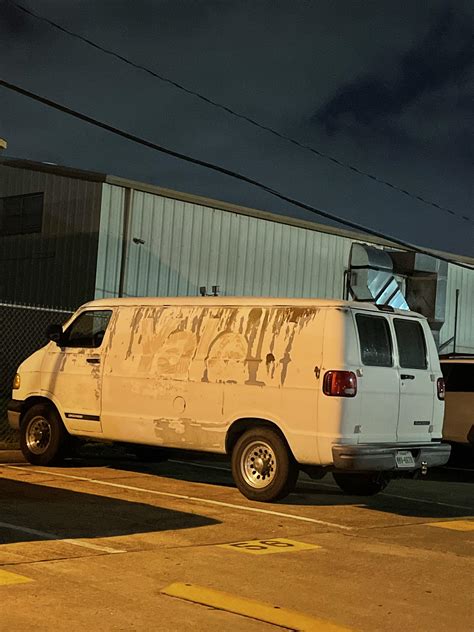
left=354, top=312, right=398, bottom=443
left=393, top=318, right=434, bottom=442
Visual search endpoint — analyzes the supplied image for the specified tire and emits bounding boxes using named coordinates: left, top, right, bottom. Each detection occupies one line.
left=231, top=427, right=298, bottom=502
left=333, top=472, right=390, bottom=496
left=132, top=445, right=168, bottom=463
left=20, top=403, right=68, bottom=466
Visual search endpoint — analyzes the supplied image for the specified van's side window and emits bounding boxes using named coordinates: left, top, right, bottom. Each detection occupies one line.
left=355, top=314, right=392, bottom=367
left=441, top=363, right=474, bottom=392
left=394, top=319, right=427, bottom=369
left=63, top=310, right=112, bottom=348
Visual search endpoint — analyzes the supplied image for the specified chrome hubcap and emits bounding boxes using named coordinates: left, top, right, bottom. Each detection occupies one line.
left=241, top=440, right=277, bottom=489
left=26, top=416, right=52, bottom=455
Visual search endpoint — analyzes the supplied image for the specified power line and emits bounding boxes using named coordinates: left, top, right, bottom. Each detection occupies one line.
left=6, top=0, right=473, bottom=226
left=1, top=77, right=472, bottom=272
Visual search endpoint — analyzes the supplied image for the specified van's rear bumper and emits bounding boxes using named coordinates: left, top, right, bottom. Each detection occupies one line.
left=332, top=442, right=451, bottom=471
left=7, top=399, right=23, bottom=430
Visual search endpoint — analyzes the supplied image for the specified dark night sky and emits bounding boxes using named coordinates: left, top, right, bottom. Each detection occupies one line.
left=1, top=0, right=473, bottom=256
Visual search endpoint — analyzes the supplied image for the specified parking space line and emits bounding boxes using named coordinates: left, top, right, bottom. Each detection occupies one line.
left=0, top=569, right=32, bottom=586
left=6, top=466, right=353, bottom=531
left=173, top=460, right=474, bottom=512
left=428, top=520, right=474, bottom=532
left=0, top=521, right=126, bottom=554
left=162, top=582, right=353, bottom=631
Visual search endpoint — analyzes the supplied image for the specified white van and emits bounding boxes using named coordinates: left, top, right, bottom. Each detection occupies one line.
left=8, top=297, right=450, bottom=501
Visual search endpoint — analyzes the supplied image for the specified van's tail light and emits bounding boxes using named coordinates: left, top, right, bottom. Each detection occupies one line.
left=437, top=377, right=445, bottom=400
left=323, top=371, right=357, bottom=397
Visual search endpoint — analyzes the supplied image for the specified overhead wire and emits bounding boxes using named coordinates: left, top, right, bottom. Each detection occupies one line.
left=5, top=0, right=473, bottom=226
left=0, top=78, right=472, bottom=271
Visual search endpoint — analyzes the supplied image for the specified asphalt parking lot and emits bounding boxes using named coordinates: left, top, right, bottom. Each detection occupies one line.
left=1, top=450, right=473, bottom=632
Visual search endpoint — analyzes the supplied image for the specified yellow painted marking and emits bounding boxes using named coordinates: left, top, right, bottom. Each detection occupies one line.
left=219, top=537, right=321, bottom=555
left=162, top=582, right=353, bottom=631
left=0, top=570, right=32, bottom=586
left=428, top=520, right=474, bottom=532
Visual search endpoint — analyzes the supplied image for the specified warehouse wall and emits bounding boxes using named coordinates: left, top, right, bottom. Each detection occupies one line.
left=0, top=165, right=103, bottom=308
left=95, top=184, right=474, bottom=353
left=95, top=185, right=354, bottom=301
left=439, top=264, right=474, bottom=354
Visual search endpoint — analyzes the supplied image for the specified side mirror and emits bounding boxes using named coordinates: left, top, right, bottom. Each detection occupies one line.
left=46, top=324, right=65, bottom=347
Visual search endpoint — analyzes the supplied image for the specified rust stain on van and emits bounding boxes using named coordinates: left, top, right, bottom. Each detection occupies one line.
left=245, top=308, right=269, bottom=386
left=153, top=418, right=223, bottom=449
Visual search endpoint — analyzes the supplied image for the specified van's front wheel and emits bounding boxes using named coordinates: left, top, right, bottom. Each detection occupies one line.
left=20, top=403, right=68, bottom=466
left=231, top=428, right=298, bottom=502
left=333, top=472, right=390, bottom=496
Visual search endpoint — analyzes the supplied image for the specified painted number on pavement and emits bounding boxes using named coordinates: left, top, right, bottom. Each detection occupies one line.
left=219, top=538, right=321, bottom=555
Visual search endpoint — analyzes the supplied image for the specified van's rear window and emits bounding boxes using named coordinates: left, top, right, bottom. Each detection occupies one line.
left=441, top=363, right=474, bottom=392
left=355, top=314, right=392, bottom=367
left=394, top=319, right=427, bottom=369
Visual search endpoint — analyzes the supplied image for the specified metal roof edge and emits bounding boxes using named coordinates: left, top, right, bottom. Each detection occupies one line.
left=0, top=157, right=107, bottom=182
left=105, top=174, right=398, bottom=248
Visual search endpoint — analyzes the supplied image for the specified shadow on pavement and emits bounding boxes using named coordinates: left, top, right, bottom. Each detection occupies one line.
left=0, top=477, right=219, bottom=545
left=73, top=453, right=474, bottom=520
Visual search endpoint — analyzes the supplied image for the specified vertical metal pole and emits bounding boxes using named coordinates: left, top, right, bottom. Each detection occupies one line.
left=118, top=188, right=132, bottom=298
left=453, top=289, right=460, bottom=355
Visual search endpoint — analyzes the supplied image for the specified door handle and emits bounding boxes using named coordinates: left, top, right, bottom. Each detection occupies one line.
left=86, top=358, right=101, bottom=364
left=400, top=374, right=415, bottom=380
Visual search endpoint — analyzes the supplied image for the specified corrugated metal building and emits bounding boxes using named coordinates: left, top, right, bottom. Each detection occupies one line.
left=1, top=157, right=473, bottom=353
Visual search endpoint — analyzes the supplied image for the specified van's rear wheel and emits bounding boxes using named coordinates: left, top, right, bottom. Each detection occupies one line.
left=231, top=428, right=298, bottom=502
left=20, top=403, right=68, bottom=466
left=333, top=472, right=390, bottom=496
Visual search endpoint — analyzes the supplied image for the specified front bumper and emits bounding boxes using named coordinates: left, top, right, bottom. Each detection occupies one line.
left=7, top=399, right=24, bottom=431
left=332, top=442, right=451, bottom=472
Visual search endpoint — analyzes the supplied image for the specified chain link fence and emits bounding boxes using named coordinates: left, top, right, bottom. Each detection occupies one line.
left=0, top=302, right=73, bottom=448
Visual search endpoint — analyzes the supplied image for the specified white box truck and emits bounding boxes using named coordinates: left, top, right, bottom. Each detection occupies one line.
left=8, top=297, right=450, bottom=501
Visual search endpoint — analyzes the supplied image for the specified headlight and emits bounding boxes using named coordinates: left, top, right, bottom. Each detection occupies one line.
left=13, top=373, right=21, bottom=390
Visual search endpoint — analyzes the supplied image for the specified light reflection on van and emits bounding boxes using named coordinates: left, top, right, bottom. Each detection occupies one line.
left=9, top=297, right=450, bottom=501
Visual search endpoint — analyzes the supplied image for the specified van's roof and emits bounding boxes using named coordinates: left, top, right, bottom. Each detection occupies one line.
left=82, top=296, right=425, bottom=317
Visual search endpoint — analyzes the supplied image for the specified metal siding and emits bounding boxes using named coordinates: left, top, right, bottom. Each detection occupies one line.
left=95, top=184, right=125, bottom=299
left=96, top=186, right=354, bottom=301
left=440, top=264, right=474, bottom=353
left=95, top=185, right=474, bottom=354
left=0, top=165, right=102, bottom=308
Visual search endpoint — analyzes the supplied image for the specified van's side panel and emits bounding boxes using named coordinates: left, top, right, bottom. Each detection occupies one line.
left=101, top=304, right=324, bottom=462
left=101, top=305, right=226, bottom=450
left=221, top=306, right=325, bottom=464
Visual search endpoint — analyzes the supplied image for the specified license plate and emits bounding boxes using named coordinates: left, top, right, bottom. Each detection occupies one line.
left=396, top=450, right=415, bottom=468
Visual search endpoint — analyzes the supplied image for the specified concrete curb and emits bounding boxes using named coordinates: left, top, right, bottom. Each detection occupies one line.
left=0, top=450, right=25, bottom=463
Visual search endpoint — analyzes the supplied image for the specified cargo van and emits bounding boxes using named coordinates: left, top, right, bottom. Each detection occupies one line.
left=440, top=357, right=474, bottom=457
left=8, top=297, right=450, bottom=501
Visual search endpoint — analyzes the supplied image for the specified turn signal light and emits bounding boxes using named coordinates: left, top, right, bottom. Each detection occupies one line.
left=323, top=371, right=357, bottom=397
left=437, top=377, right=445, bottom=401
left=13, top=373, right=21, bottom=390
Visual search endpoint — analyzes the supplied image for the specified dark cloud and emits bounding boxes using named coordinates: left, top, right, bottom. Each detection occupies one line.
left=0, top=0, right=31, bottom=36
left=316, top=6, right=474, bottom=134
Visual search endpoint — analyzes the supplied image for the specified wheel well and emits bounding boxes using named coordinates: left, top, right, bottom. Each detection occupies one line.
left=21, top=396, right=59, bottom=421
left=225, top=418, right=293, bottom=456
